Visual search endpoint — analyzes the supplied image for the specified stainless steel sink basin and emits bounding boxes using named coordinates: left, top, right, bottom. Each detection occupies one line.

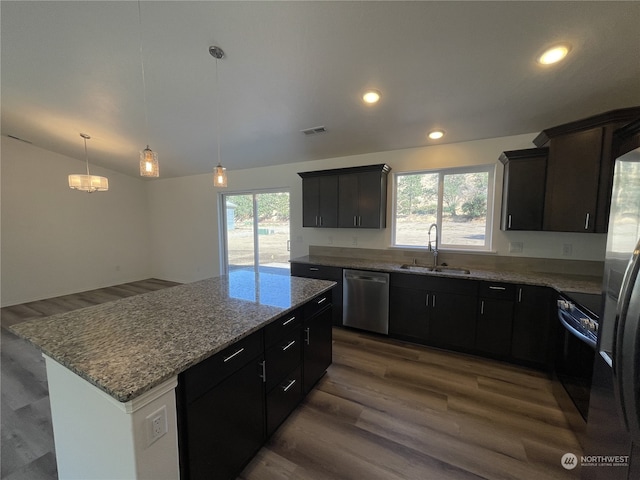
left=399, top=264, right=470, bottom=274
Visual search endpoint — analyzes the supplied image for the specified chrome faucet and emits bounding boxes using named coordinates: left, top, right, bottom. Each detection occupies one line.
left=428, top=223, right=439, bottom=268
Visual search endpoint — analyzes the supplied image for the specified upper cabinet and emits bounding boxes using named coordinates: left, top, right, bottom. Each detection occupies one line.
left=533, top=107, right=640, bottom=233
left=299, top=164, right=390, bottom=229
left=499, top=148, right=548, bottom=231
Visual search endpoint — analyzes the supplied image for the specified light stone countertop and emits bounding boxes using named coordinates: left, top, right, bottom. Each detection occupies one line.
left=291, top=255, right=603, bottom=294
left=10, top=271, right=335, bottom=402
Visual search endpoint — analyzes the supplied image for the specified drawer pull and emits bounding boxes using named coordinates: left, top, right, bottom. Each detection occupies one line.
left=282, top=340, right=296, bottom=351
left=317, top=296, right=327, bottom=305
left=305, top=327, right=310, bottom=345
left=508, top=214, right=512, bottom=229
left=223, top=348, right=245, bottom=363
left=489, top=286, right=506, bottom=291
left=283, top=379, right=297, bottom=392
left=309, top=267, right=319, bottom=271
left=282, top=316, right=296, bottom=326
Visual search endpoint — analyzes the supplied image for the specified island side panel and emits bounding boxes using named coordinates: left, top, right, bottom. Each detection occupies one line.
left=44, top=356, right=180, bottom=480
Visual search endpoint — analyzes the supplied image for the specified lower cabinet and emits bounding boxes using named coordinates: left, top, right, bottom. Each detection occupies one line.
left=476, top=282, right=516, bottom=358
left=177, top=292, right=333, bottom=480
left=389, top=285, right=429, bottom=342
left=511, top=285, right=555, bottom=368
left=291, top=262, right=343, bottom=326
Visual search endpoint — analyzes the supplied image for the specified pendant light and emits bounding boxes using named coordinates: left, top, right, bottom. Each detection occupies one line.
left=210, top=45, right=227, bottom=188
left=68, top=133, right=109, bottom=192
left=137, top=0, right=159, bottom=177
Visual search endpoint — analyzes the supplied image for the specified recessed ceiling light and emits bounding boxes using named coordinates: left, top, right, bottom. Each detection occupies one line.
left=428, top=130, right=445, bottom=140
left=362, top=90, right=381, bottom=104
left=537, top=44, right=571, bottom=65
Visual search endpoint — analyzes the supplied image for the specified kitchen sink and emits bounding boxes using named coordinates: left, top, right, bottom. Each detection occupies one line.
left=399, top=264, right=470, bottom=274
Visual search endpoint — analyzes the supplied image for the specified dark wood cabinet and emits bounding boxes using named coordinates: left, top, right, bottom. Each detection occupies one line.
left=177, top=292, right=333, bottom=480
left=178, top=331, right=265, bottom=480
left=300, top=175, right=338, bottom=228
left=299, top=164, right=390, bottom=230
left=476, top=282, right=516, bottom=357
left=511, top=285, right=555, bottom=368
left=499, top=148, right=548, bottom=231
left=338, top=168, right=389, bottom=228
left=389, top=273, right=478, bottom=350
left=533, top=107, right=640, bottom=233
left=389, top=285, right=429, bottom=342
left=302, top=298, right=333, bottom=393
left=291, top=262, right=343, bottom=326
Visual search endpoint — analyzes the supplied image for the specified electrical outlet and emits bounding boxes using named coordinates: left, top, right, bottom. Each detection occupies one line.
left=563, top=244, right=573, bottom=257
left=352, top=236, right=358, bottom=246
left=509, top=242, right=523, bottom=253
left=146, top=405, right=167, bottom=446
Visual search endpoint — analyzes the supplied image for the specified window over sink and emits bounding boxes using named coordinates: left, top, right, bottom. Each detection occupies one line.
left=392, top=165, right=495, bottom=251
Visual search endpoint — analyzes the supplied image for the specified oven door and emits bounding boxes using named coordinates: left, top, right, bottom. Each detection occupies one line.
left=555, top=309, right=596, bottom=422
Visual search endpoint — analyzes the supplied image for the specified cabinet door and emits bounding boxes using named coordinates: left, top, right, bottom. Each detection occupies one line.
left=184, top=356, right=265, bottom=480
left=338, top=173, right=360, bottom=227
left=389, top=285, right=429, bottom=342
left=543, top=128, right=603, bottom=232
left=303, top=306, right=333, bottom=393
left=291, top=264, right=343, bottom=326
left=266, top=365, right=303, bottom=437
left=511, top=285, right=554, bottom=367
left=357, top=170, right=386, bottom=228
left=476, top=298, right=514, bottom=357
left=302, top=176, right=338, bottom=228
left=501, top=152, right=547, bottom=231
left=429, top=292, right=477, bottom=350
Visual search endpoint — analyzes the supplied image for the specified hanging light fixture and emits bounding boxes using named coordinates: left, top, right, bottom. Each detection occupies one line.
left=68, top=133, right=109, bottom=193
left=137, top=0, right=159, bottom=177
left=210, top=45, right=227, bottom=188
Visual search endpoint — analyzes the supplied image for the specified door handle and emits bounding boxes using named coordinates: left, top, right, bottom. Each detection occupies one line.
left=259, top=360, right=266, bottom=383
left=481, top=300, right=485, bottom=315
left=508, top=214, right=512, bottom=229
left=584, top=213, right=590, bottom=230
left=304, top=327, right=310, bottom=345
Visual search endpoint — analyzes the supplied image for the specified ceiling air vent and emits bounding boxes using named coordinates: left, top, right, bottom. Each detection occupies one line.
left=301, top=126, right=327, bottom=136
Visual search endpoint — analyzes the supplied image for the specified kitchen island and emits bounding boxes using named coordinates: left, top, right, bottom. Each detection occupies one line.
left=10, top=271, right=335, bottom=480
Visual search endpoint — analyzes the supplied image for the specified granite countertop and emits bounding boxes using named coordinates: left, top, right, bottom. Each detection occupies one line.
left=291, top=255, right=602, bottom=294
left=10, top=271, right=335, bottom=403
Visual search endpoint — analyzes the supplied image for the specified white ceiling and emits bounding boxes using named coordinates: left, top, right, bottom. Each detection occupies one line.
left=2, top=1, right=639, bottom=179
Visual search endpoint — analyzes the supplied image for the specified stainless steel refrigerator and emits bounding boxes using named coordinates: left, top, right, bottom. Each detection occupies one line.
left=584, top=134, right=640, bottom=479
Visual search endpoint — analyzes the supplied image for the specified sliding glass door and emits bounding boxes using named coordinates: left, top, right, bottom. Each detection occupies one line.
left=221, top=190, right=290, bottom=274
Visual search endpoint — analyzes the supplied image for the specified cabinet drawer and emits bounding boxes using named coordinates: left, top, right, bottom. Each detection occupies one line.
left=181, top=330, right=264, bottom=404
left=390, top=272, right=478, bottom=296
left=291, top=263, right=342, bottom=281
left=266, top=365, right=303, bottom=437
left=264, top=308, right=302, bottom=347
left=304, top=290, right=332, bottom=318
left=265, top=330, right=302, bottom=391
left=479, top=282, right=516, bottom=300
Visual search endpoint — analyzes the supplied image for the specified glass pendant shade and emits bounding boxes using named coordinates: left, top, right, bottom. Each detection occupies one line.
left=139, top=146, right=159, bottom=177
left=68, top=174, right=109, bottom=192
left=68, top=133, right=109, bottom=193
left=213, top=163, right=227, bottom=187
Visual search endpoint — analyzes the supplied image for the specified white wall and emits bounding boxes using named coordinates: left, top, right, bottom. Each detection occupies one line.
left=1, top=137, right=151, bottom=306
left=147, top=132, right=606, bottom=283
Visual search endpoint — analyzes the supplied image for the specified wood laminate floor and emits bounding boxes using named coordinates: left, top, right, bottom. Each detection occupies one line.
left=2, top=280, right=582, bottom=480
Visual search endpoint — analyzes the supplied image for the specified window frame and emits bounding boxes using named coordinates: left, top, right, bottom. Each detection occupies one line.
left=391, top=164, right=495, bottom=252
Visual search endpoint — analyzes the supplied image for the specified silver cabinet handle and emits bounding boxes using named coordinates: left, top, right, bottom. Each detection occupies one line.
left=315, top=215, right=318, bottom=226
left=585, top=213, right=590, bottom=230
left=259, top=360, right=266, bottom=383
left=282, top=340, right=296, bottom=351
left=432, top=294, right=436, bottom=308
left=481, top=300, right=485, bottom=315
left=358, top=216, right=362, bottom=227
left=283, top=379, right=296, bottom=392
left=223, top=348, right=244, bottom=363
left=518, top=288, right=522, bottom=303
left=317, top=296, right=327, bottom=305
left=309, top=267, right=319, bottom=271
left=508, top=214, right=512, bottom=229
left=425, top=294, right=429, bottom=307
left=282, top=316, right=296, bottom=326
left=319, top=216, right=323, bottom=227
left=304, top=327, right=310, bottom=345
left=489, top=286, right=506, bottom=291
left=354, top=216, right=357, bottom=227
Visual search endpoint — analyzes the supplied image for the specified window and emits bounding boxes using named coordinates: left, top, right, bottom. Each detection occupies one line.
left=220, top=190, right=291, bottom=274
left=393, top=165, right=494, bottom=250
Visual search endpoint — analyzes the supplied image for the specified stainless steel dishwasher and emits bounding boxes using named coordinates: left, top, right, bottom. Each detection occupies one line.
left=343, top=269, right=389, bottom=334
